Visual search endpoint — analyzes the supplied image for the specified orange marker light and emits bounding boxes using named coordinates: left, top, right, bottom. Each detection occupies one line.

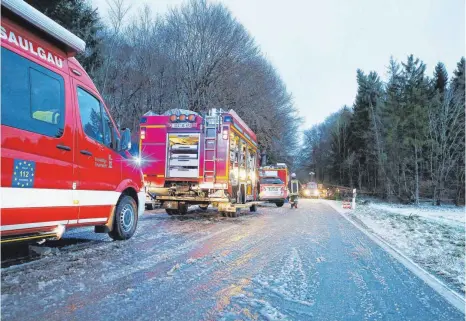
left=169, top=114, right=177, bottom=122
left=188, top=114, right=196, bottom=122
left=179, top=114, right=186, bottom=121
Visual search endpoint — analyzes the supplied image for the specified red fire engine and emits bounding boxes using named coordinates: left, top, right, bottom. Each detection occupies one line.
left=258, top=163, right=289, bottom=207
left=0, top=0, right=145, bottom=243
left=139, top=108, right=261, bottom=216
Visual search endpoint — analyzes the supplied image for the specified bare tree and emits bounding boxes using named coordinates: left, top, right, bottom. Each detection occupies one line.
left=428, top=89, right=465, bottom=204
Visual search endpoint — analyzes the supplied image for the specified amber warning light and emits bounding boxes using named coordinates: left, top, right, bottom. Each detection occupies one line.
left=169, top=114, right=196, bottom=123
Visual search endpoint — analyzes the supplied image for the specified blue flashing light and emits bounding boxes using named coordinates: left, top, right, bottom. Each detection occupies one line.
left=223, top=115, right=233, bottom=123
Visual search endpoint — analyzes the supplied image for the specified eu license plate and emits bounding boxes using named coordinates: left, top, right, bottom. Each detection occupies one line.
left=171, top=123, right=192, bottom=128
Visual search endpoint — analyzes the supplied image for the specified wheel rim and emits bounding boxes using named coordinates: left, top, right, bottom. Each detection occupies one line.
left=120, top=204, right=134, bottom=232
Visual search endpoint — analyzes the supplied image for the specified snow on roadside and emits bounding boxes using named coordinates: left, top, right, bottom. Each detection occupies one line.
left=368, top=202, right=465, bottom=226
left=324, top=200, right=465, bottom=295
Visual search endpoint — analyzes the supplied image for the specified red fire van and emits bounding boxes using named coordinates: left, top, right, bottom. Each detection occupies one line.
left=1, top=0, right=145, bottom=243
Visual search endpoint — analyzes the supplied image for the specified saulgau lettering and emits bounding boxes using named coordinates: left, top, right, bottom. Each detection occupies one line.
left=1, top=25, right=63, bottom=68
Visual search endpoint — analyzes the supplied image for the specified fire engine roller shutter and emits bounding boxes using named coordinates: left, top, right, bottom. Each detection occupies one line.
left=167, top=133, right=199, bottom=178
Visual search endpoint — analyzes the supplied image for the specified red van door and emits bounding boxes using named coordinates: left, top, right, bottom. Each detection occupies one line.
left=1, top=47, right=77, bottom=232
left=72, top=82, right=122, bottom=223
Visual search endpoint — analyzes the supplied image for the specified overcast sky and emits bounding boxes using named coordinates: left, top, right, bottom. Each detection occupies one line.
left=92, top=0, right=465, bottom=130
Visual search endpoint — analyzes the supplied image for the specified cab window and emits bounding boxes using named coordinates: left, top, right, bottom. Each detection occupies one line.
left=77, top=87, right=118, bottom=150
left=260, top=178, right=284, bottom=185
left=77, top=87, right=104, bottom=144
left=1, top=48, right=65, bottom=137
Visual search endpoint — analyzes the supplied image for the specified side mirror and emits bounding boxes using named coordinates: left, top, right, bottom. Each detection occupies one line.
left=120, top=128, right=131, bottom=151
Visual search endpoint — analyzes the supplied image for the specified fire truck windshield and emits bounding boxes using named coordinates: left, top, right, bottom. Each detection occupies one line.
left=260, top=177, right=283, bottom=185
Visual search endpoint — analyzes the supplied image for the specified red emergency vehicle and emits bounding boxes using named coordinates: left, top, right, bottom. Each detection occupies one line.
left=0, top=0, right=145, bottom=243
left=258, top=163, right=289, bottom=207
left=139, top=108, right=261, bottom=216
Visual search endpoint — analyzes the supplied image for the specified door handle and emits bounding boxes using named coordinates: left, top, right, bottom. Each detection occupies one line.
left=56, top=144, right=71, bottom=151
left=80, top=150, right=92, bottom=156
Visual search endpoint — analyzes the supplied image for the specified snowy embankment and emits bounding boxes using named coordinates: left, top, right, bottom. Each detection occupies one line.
left=325, top=200, right=465, bottom=295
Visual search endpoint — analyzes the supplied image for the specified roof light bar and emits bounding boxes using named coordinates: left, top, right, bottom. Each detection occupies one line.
left=169, top=114, right=196, bottom=123
left=2, top=0, right=86, bottom=54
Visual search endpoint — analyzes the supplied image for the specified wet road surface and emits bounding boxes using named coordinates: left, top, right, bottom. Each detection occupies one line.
left=1, top=199, right=463, bottom=320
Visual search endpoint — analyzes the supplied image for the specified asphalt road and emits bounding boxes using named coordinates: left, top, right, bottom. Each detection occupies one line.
left=1, top=199, right=463, bottom=321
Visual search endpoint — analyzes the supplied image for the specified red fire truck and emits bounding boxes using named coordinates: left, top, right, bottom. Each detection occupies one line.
left=0, top=0, right=145, bottom=243
left=139, top=108, right=261, bottom=216
left=258, top=163, right=289, bottom=207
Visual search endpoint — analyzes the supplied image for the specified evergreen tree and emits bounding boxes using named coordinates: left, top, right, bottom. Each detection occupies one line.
left=382, top=57, right=404, bottom=199
left=451, top=57, right=465, bottom=103
left=433, top=62, right=449, bottom=94
left=348, top=69, right=383, bottom=191
left=400, top=55, right=430, bottom=204
left=348, top=70, right=371, bottom=190
left=25, top=0, right=103, bottom=75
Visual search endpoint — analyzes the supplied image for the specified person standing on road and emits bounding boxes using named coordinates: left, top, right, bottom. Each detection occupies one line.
left=288, top=173, right=301, bottom=208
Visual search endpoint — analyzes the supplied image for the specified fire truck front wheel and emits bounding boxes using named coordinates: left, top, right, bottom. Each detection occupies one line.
left=109, top=195, right=138, bottom=241
left=275, top=201, right=284, bottom=207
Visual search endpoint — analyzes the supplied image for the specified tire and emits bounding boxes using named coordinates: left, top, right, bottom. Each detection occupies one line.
left=166, top=209, right=178, bottom=215
left=178, top=203, right=188, bottom=215
left=275, top=202, right=284, bottom=208
left=199, top=204, right=209, bottom=211
left=145, top=203, right=154, bottom=210
left=109, top=195, right=138, bottom=241
left=250, top=204, right=257, bottom=212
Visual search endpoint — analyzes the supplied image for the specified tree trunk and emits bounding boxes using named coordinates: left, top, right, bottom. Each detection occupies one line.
left=414, top=144, right=420, bottom=206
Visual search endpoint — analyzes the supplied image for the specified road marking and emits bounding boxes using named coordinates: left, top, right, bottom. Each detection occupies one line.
left=323, top=200, right=465, bottom=314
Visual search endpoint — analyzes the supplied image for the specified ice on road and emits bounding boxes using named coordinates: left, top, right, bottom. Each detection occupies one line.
left=1, top=199, right=463, bottom=321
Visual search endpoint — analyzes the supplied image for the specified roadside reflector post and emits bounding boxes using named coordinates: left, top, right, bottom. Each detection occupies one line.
left=352, top=188, right=357, bottom=210
left=342, top=200, right=351, bottom=209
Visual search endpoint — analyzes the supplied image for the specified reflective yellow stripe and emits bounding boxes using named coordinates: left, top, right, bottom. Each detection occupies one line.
left=0, top=233, right=56, bottom=244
